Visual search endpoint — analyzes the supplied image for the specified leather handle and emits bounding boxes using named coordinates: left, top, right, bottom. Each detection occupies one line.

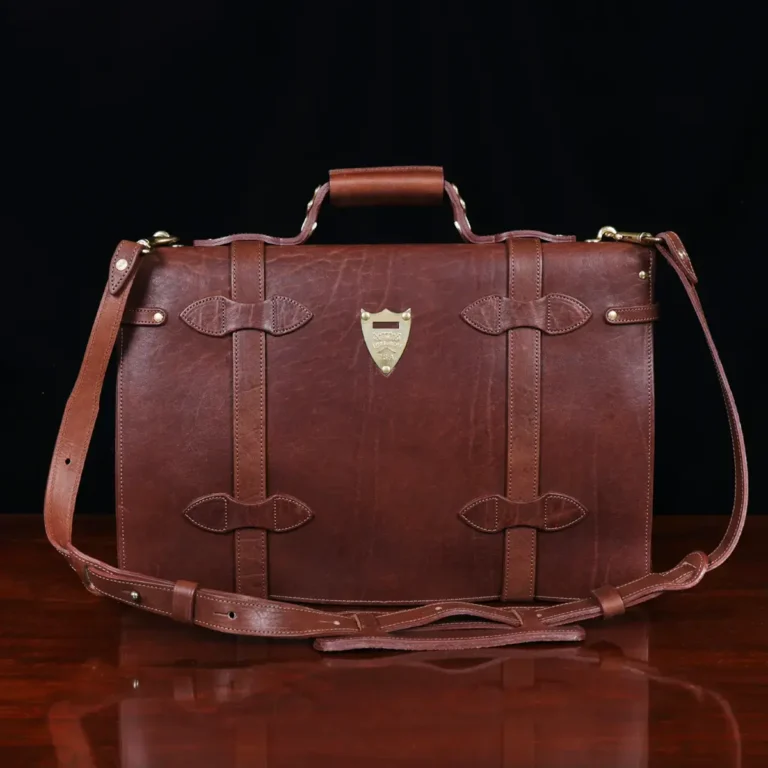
left=329, top=166, right=445, bottom=206
left=44, top=233, right=748, bottom=653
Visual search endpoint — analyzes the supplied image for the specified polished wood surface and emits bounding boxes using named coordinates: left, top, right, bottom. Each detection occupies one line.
left=0, top=515, right=766, bottom=767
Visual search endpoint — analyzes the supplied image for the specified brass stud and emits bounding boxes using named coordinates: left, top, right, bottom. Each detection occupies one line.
left=152, top=230, right=170, bottom=239
left=153, top=312, right=164, bottom=323
left=638, top=270, right=648, bottom=280
left=132, top=679, right=140, bottom=689
left=401, top=310, right=412, bottom=321
left=381, top=365, right=392, bottom=374
left=129, top=590, right=141, bottom=603
left=361, top=310, right=371, bottom=321
left=607, top=310, right=618, bottom=322
left=115, top=258, right=129, bottom=272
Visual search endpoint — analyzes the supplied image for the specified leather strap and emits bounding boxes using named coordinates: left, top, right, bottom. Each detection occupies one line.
left=502, top=238, right=543, bottom=601
left=43, top=233, right=748, bottom=652
left=231, top=241, right=268, bottom=597
left=329, top=166, right=444, bottom=207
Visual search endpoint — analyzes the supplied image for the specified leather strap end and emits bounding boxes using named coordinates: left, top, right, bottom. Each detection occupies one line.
left=171, top=580, right=199, bottom=624
left=329, top=166, right=444, bottom=207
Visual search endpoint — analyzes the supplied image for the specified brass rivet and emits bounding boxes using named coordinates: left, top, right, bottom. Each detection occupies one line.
left=153, top=312, right=164, bottom=323
left=361, top=311, right=370, bottom=321
left=381, top=365, right=392, bottom=374
left=333, top=620, right=341, bottom=626
left=115, top=258, right=129, bottom=272
left=638, top=270, right=648, bottom=280
left=402, top=310, right=412, bottom=321
left=129, top=590, right=141, bottom=603
left=607, top=310, right=618, bottom=322
left=132, top=679, right=140, bottom=689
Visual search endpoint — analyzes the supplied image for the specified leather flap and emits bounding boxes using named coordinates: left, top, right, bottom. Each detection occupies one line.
left=183, top=494, right=314, bottom=533
left=459, top=493, right=587, bottom=533
left=180, top=295, right=312, bottom=337
left=461, top=294, right=591, bottom=335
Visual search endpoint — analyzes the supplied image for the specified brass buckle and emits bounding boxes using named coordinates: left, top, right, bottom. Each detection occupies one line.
left=586, top=226, right=662, bottom=245
left=138, top=230, right=180, bottom=253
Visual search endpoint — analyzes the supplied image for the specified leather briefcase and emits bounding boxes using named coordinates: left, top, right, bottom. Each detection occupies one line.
left=45, top=166, right=748, bottom=651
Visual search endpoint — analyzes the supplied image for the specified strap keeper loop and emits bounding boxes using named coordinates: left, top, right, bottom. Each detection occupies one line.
left=592, top=585, right=626, bottom=618
left=171, top=580, right=199, bottom=624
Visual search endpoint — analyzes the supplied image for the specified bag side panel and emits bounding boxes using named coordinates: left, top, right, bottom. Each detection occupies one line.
left=117, top=247, right=235, bottom=590
left=536, top=242, right=654, bottom=598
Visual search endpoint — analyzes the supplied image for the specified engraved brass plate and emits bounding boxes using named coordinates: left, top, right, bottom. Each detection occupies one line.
left=360, top=308, right=412, bottom=376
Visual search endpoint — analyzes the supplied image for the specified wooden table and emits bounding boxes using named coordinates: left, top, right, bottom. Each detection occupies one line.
left=0, top=515, right=766, bottom=767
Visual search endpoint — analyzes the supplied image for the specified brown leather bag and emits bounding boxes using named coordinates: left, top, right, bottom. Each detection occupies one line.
left=45, top=166, right=748, bottom=652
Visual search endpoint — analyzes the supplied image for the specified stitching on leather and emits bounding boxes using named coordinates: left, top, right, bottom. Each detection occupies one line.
left=194, top=619, right=349, bottom=636
left=459, top=495, right=500, bottom=532
left=543, top=493, right=588, bottom=531
left=123, top=308, right=167, bottom=326
left=546, top=293, right=592, bottom=334
left=269, top=594, right=500, bottom=604
left=460, top=295, right=499, bottom=334
left=90, top=582, right=173, bottom=616
left=644, top=251, right=653, bottom=576
left=494, top=496, right=499, bottom=531
left=380, top=605, right=521, bottom=632
left=496, top=295, right=502, bottom=335
left=269, top=296, right=312, bottom=334
left=505, top=240, right=515, bottom=600
left=118, top=327, right=126, bottom=568
left=199, top=594, right=341, bottom=616
left=258, top=241, right=267, bottom=596
left=184, top=494, right=228, bottom=532
left=180, top=296, right=227, bottom=335
left=529, top=239, right=542, bottom=600
left=232, top=243, right=242, bottom=591
left=606, top=304, right=658, bottom=324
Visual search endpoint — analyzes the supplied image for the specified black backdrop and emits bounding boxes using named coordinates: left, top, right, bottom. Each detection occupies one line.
left=2, top=2, right=765, bottom=517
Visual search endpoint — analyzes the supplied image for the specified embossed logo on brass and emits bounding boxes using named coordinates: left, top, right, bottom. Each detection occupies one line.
left=360, top=308, right=412, bottom=376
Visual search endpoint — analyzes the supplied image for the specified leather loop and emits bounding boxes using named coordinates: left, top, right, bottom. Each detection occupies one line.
left=592, top=585, right=626, bottom=618
left=171, top=580, right=198, bottom=624
left=605, top=304, right=659, bottom=324
left=329, top=166, right=444, bottom=207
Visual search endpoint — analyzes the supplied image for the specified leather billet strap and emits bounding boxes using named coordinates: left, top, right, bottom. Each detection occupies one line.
left=43, top=233, right=748, bottom=652
left=231, top=241, right=269, bottom=597
left=503, top=238, right=543, bottom=601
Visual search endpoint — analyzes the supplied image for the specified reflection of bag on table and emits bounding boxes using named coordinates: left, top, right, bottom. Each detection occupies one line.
left=49, top=615, right=740, bottom=767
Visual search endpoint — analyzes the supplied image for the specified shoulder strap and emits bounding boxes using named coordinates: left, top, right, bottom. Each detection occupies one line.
left=43, top=234, right=747, bottom=652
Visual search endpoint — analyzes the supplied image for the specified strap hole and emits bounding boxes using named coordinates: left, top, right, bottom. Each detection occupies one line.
left=228, top=611, right=237, bottom=620
left=64, top=458, right=71, bottom=465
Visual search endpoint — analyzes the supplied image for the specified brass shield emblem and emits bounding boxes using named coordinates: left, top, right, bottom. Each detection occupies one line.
left=360, top=308, right=412, bottom=376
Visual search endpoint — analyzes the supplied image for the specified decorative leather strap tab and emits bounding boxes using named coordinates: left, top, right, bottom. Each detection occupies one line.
left=184, top=493, right=314, bottom=533
left=329, top=166, right=444, bottom=207
left=461, top=293, right=591, bottom=335
left=231, top=241, right=268, bottom=597
left=180, top=295, right=312, bottom=337
left=605, top=304, right=659, bottom=324
left=503, top=238, right=543, bottom=601
left=459, top=493, right=587, bottom=533
left=123, top=307, right=167, bottom=326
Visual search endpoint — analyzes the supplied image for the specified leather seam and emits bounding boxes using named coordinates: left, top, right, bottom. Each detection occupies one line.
left=644, top=251, right=653, bottom=576
left=118, top=327, right=126, bottom=569
left=269, top=594, right=501, bottom=604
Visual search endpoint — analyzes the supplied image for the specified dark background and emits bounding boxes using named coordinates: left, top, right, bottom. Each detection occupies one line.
left=2, top=2, right=765, bottom=518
